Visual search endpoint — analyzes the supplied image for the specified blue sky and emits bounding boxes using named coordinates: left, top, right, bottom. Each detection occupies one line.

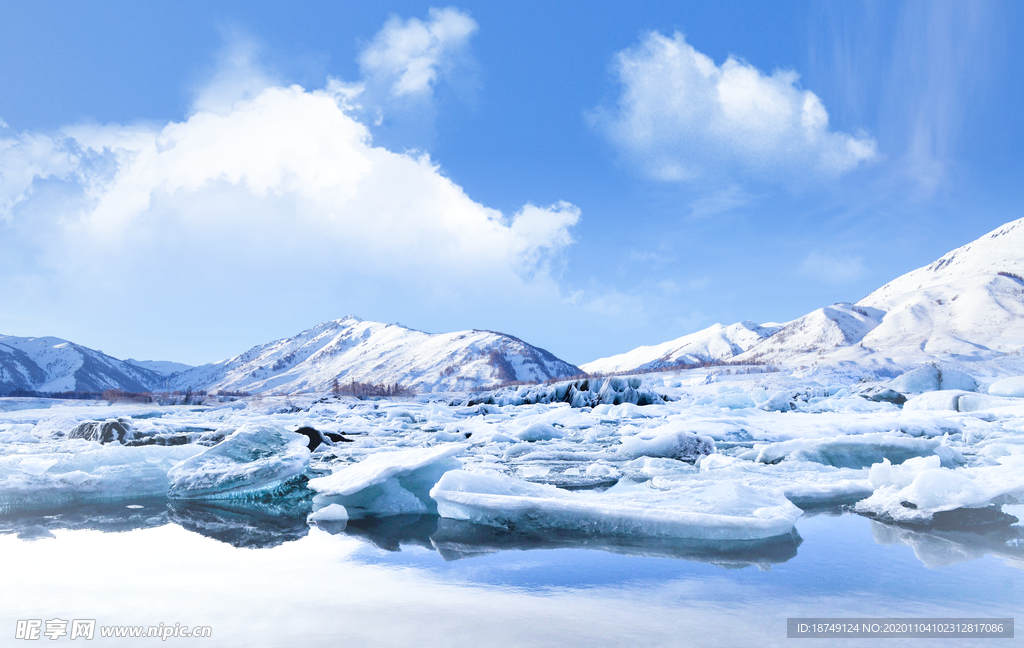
left=1, top=1, right=1021, bottom=366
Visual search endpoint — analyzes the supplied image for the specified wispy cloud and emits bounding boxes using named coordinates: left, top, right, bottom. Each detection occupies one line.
left=348, top=7, right=479, bottom=148
left=810, top=2, right=1003, bottom=196
left=592, top=31, right=877, bottom=185
left=359, top=7, right=478, bottom=99
left=192, top=29, right=280, bottom=115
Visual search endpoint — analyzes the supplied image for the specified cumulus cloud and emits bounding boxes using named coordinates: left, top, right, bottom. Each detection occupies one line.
left=0, top=79, right=578, bottom=362
left=799, top=251, right=866, bottom=284
left=593, top=32, right=877, bottom=184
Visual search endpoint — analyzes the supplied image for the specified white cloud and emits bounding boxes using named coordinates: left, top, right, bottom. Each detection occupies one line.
left=799, top=251, right=866, bottom=284
left=0, top=132, right=80, bottom=222
left=0, top=80, right=578, bottom=362
left=359, top=7, right=477, bottom=99
left=593, top=32, right=877, bottom=184
left=192, top=31, right=280, bottom=116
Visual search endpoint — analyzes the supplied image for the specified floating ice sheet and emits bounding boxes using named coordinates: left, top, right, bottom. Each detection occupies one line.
left=739, top=433, right=961, bottom=469
left=0, top=442, right=204, bottom=514
left=430, top=470, right=802, bottom=541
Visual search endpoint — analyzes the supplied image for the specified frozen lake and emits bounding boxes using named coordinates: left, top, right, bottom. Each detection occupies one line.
left=2, top=504, right=1021, bottom=647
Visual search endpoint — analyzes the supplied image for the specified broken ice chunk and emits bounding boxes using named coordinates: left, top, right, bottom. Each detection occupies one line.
left=308, top=444, right=467, bottom=518
left=855, top=455, right=1024, bottom=528
left=514, top=423, right=564, bottom=442
left=618, top=422, right=715, bottom=461
left=167, top=424, right=311, bottom=500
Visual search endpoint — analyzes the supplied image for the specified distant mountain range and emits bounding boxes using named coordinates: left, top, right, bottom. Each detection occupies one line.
left=0, top=336, right=166, bottom=394
left=1, top=317, right=581, bottom=395
left=3, top=217, right=1022, bottom=395
left=585, top=217, right=1024, bottom=374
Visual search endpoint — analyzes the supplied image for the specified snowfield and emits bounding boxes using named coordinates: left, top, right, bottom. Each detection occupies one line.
left=3, top=363, right=1023, bottom=550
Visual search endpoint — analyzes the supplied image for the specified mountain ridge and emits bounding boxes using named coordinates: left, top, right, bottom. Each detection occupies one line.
left=586, top=216, right=1024, bottom=374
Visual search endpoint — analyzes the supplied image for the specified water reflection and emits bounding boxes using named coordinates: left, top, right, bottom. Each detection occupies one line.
left=431, top=518, right=803, bottom=568
left=168, top=499, right=311, bottom=549
left=3, top=499, right=1023, bottom=572
left=311, top=513, right=803, bottom=569
left=0, top=499, right=169, bottom=539
left=871, top=520, right=1024, bottom=569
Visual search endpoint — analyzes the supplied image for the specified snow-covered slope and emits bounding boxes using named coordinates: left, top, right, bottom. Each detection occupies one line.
left=581, top=321, right=780, bottom=374
left=0, top=336, right=164, bottom=394
left=171, top=316, right=582, bottom=394
left=738, top=217, right=1024, bottom=366
left=734, top=303, right=886, bottom=364
left=852, top=219, right=1024, bottom=360
left=586, top=217, right=1024, bottom=373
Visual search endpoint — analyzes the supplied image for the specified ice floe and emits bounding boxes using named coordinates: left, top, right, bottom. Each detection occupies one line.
left=167, top=424, right=310, bottom=500
left=855, top=455, right=1024, bottom=527
left=308, top=444, right=468, bottom=518
left=0, top=442, right=204, bottom=513
left=430, top=469, right=802, bottom=541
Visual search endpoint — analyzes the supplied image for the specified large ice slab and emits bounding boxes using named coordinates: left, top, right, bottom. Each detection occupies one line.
left=430, top=470, right=802, bottom=541
left=903, top=390, right=1024, bottom=412
left=308, top=444, right=468, bottom=518
left=691, top=454, right=873, bottom=508
left=855, top=455, right=1024, bottom=527
left=739, top=433, right=961, bottom=469
left=0, top=442, right=204, bottom=514
left=167, top=424, right=310, bottom=500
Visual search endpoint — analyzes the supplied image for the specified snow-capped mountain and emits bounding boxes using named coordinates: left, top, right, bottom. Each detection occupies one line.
left=171, top=316, right=582, bottom=394
left=124, top=359, right=194, bottom=377
left=580, top=321, right=780, bottom=374
left=586, top=217, right=1024, bottom=373
left=0, top=336, right=165, bottom=394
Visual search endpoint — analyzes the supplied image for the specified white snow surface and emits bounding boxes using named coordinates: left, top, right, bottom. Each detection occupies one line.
left=171, top=316, right=581, bottom=395
left=990, top=377, right=1024, bottom=398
